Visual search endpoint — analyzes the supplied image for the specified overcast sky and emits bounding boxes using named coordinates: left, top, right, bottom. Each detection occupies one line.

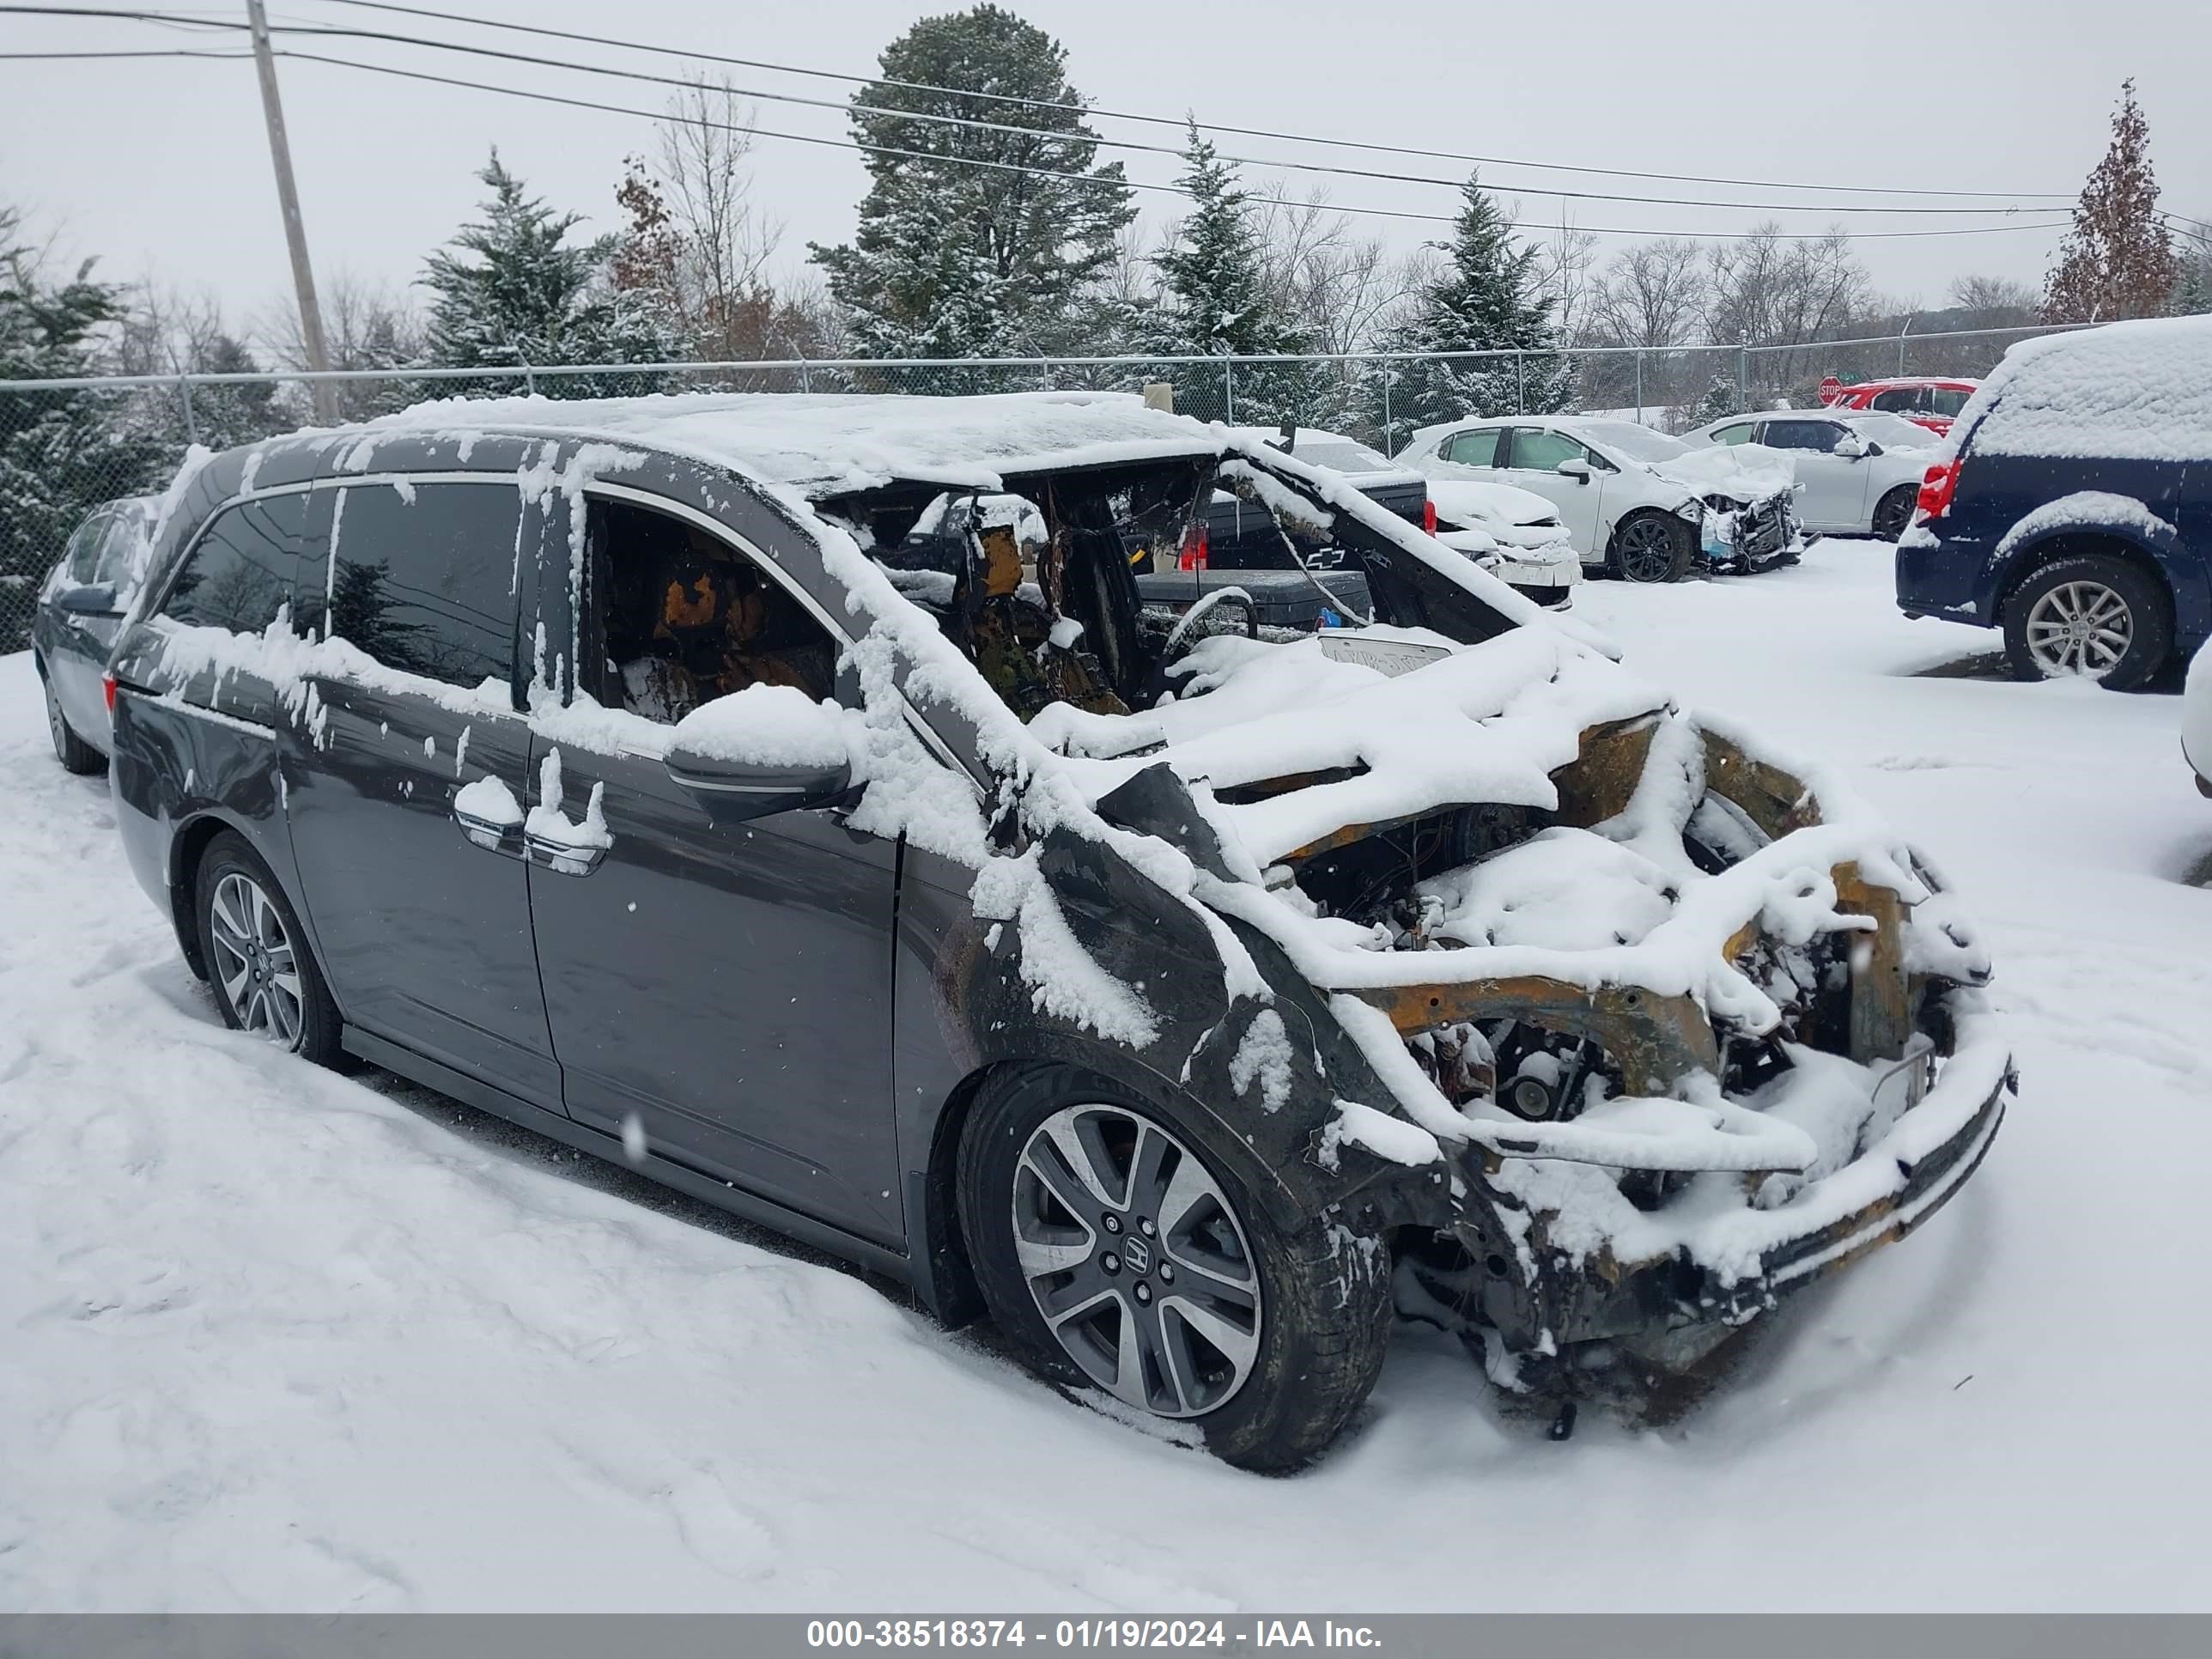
left=4, top=0, right=2209, bottom=343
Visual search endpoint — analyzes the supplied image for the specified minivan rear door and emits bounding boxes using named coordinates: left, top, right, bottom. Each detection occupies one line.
left=281, top=477, right=559, bottom=1103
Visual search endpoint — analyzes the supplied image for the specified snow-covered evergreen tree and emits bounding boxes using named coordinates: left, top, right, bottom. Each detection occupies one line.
left=2042, top=81, right=2177, bottom=324
left=1, top=208, right=164, bottom=649
left=1694, top=373, right=1742, bottom=424
left=809, top=6, right=1133, bottom=380
left=422, top=152, right=684, bottom=397
left=1370, top=175, right=1571, bottom=448
left=1146, top=123, right=1324, bottom=424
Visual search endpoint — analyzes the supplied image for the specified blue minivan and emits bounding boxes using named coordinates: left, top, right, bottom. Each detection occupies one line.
left=1895, top=316, right=2212, bottom=690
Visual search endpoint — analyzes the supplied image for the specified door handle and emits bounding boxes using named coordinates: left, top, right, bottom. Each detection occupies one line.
left=453, top=804, right=526, bottom=857
left=525, top=832, right=606, bottom=876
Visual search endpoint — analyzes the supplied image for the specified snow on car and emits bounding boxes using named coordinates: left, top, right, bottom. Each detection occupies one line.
left=98, top=390, right=2007, bottom=1470
left=1396, top=416, right=1802, bottom=581
left=1898, top=314, right=2212, bottom=690
left=1685, top=410, right=1936, bottom=540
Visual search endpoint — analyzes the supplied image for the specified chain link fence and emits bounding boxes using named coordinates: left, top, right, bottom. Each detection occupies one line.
left=3, top=324, right=2077, bottom=653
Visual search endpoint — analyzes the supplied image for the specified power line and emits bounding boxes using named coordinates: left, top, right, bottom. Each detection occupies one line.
left=0, top=45, right=246, bottom=55
left=255, top=46, right=2070, bottom=244
left=295, top=0, right=2075, bottom=204
left=236, top=19, right=2048, bottom=218
left=3, top=5, right=2054, bottom=216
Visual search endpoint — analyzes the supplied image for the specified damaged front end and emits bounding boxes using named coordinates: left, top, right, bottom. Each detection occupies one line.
left=1301, top=713, right=2011, bottom=1386
left=1695, top=489, right=1802, bottom=574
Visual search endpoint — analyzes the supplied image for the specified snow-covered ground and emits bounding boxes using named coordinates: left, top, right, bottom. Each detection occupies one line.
left=3, top=538, right=2209, bottom=1612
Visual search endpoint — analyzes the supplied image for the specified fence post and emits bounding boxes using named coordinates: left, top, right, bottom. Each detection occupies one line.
left=176, top=374, right=198, bottom=447
left=1515, top=351, right=1525, bottom=415
left=1222, top=357, right=1235, bottom=423
left=1736, top=343, right=1750, bottom=413
left=524, top=363, right=537, bottom=397
left=1633, top=349, right=1644, bottom=425
left=1381, top=362, right=1393, bottom=452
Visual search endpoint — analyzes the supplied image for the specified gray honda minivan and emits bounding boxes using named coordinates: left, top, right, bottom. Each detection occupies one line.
left=105, top=393, right=2008, bottom=1469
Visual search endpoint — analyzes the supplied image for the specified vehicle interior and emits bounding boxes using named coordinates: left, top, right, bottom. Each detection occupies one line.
left=580, top=498, right=839, bottom=723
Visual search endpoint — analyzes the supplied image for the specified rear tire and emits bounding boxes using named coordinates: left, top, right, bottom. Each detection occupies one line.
left=1872, top=483, right=1917, bottom=541
left=2000, top=551, right=2172, bottom=690
left=957, top=1063, right=1391, bottom=1473
left=42, top=666, right=106, bottom=776
left=194, top=831, right=345, bottom=1066
left=1608, top=511, right=1692, bottom=583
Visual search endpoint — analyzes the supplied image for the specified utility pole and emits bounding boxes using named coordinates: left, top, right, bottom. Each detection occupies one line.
left=245, top=0, right=335, bottom=422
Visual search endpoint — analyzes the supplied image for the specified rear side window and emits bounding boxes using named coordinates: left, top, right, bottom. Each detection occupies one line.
left=1441, top=429, right=1500, bottom=467
left=1927, top=387, right=1970, bottom=416
left=319, top=482, right=520, bottom=690
left=59, top=509, right=112, bottom=585
left=89, top=511, right=144, bottom=589
left=159, top=495, right=313, bottom=634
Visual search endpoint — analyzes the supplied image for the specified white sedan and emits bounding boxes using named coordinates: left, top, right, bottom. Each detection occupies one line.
left=1395, top=416, right=1801, bottom=581
left=1683, top=410, right=1936, bottom=539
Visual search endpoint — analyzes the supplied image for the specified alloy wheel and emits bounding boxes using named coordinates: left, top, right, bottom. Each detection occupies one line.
left=1872, top=488, right=1914, bottom=540
left=208, top=871, right=306, bottom=1049
left=1616, top=519, right=1680, bottom=582
left=1011, top=1103, right=1262, bottom=1419
left=2023, top=580, right=2133, bottom=678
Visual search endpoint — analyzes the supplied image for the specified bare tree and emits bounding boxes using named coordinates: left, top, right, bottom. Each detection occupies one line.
left=1587, top=238, right=1708, bottom=348
left=1531, top=222, right=1601, bottom=346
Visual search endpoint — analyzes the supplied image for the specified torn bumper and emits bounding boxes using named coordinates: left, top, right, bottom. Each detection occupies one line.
left=1459, top=1023, right=2014, bottom=1369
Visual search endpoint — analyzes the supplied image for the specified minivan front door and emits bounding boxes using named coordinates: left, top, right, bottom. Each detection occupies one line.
left=281, top=477, right=558, bottom=1103
left=523, top=490, right=904, bottom=1244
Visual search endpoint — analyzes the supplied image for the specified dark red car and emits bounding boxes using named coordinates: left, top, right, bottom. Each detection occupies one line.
left=1817, top=375, right=1979, bottom=435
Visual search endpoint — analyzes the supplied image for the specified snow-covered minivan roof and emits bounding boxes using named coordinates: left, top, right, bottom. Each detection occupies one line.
left=365, top=390, right=1231, bottom=501
left=1960, top=314, right=2212, bottom=462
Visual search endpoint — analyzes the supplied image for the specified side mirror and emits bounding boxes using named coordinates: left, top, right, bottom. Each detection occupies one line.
left=1833, top=435, right=1867, bottom=459
left=55, top=582, right=118, bottom=616
left=1555, top=459, right=1593, bottom=484
left=664, top=686, right=855, bottom=824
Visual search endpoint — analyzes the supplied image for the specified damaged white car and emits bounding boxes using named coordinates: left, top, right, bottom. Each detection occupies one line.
left=1398, top=416, right=1804, bottom=581
left=104, top=391, right=2008, bottom=1474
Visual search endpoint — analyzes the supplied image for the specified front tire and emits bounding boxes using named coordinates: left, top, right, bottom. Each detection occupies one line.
left=1608, top=511, right=1692, bottom=583
left=2001, top=551, right=2172, bottom=690
left=194, top=831, right=344, bottom=1066
left=957, top=1063, right=1391, bottom=1473
left=42, top=666, right=106, bottom=775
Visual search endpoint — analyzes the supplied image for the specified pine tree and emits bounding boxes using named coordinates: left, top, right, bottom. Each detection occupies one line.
left=2042, top=81, right=2178, bottom=324
left=808, top=5, right=1133, bottom=379
left=1371, top=175, right=1571, bottom=448
left=1, top=208, right=165, bottom=649
left=1148, top=122, right=1322, bottom=424
left=422, top=151, right=685, bottom=397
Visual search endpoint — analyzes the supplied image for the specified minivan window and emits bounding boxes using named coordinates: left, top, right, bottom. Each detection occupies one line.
left=322, top=482, right=520, bottom=690
left=158, top=494, right=312, bottom=635
left=584, top=497, right=838, bottom=724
